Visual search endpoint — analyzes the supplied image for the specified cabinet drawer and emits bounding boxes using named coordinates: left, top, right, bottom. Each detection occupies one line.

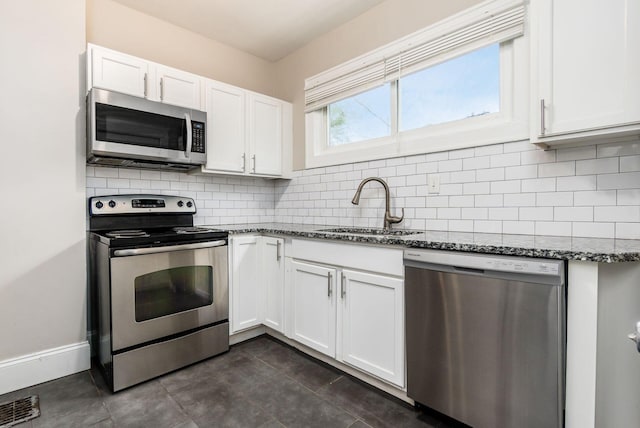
left=291, top=239, right=403, bottom=277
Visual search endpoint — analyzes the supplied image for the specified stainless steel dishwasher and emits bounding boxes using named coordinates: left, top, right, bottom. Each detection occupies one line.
left=404, top=249, right=565, bottom=428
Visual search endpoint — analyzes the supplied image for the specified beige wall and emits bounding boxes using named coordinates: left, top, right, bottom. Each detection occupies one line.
left=274, top=0, right=483, bottom=169
left=87, top=0, right=278, bottom=97
left=0, top=0, right=87, bottom=360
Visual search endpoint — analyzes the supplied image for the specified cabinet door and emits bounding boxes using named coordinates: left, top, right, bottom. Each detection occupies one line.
left=290, top=260, right=337, bottom=357
left=91, top=47, right=150, bottom=98
left=156, top=65, right=202, bottom=110
left=340, top=269, right=404, bottom=387
left=263, top=237, right=285, bottom=333
left=248, top=94, right=282, bottom=176
left=534, top=0, right=640, bottom=138
left=203, top=80, right=247, bottom=173
left=230, top=236, right=262, bottom=333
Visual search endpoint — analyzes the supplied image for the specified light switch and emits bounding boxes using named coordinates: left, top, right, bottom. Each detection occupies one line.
left=428, top=174, right=440, bottom=194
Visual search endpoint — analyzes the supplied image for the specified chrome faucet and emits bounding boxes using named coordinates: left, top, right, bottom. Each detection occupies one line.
left=351, top=177, right=404, bottom=229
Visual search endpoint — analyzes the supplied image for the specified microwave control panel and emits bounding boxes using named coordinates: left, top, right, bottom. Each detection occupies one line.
left=191, top=121, right=205, bottom=153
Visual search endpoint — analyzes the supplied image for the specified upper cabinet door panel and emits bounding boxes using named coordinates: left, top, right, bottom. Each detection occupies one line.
left=91, top=48, right=149, bottom=98
left=204, top=81, right=247, bottom=173
left=249, top=94, right=282, bottom=176
left=156, top=65, right=202, bottom=110
left=535, top=0, right=640, bottom=138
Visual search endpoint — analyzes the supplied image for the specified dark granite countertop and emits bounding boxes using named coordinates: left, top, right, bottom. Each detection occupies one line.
left=206, top=222, right=640, bottom=263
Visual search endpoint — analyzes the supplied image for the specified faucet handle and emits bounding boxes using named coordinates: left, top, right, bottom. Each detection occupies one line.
left=387, top=208, right=404, bottom=225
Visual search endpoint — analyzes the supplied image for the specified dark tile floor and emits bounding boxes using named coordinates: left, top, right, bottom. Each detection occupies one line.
left=0, top=336, right=459, bottom=428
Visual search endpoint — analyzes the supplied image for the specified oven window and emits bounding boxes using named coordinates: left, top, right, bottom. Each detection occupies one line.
left=96, top=103, right=187, bottom=151
left=134, top=266, right=213, bottom=322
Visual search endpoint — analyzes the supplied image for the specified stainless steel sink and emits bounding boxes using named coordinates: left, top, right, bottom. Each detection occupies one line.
left=317, top=227, right=423, bottom=237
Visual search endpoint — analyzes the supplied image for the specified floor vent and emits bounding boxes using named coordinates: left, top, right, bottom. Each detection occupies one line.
left=0, top=395, right=40, bottom=427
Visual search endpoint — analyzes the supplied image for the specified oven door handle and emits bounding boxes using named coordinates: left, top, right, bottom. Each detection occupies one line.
left=113, top=240, right=227, bottom=257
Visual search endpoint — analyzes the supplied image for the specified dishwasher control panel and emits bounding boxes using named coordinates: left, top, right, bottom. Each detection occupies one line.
left=404, top=249, right=562, bottom=276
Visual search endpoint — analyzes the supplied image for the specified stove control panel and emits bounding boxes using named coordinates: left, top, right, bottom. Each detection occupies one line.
left=90, top=195, right=196, bottom=215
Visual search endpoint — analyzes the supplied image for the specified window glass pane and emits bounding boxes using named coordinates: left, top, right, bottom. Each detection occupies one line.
left=328, top=84, right=391, bottom=146
left=399, top=44, right=500, bottom=132
left=134, top=266, right=213, bottom=322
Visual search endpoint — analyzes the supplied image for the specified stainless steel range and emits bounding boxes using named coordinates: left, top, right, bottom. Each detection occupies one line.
left=88, top=194, right=229, bottom=392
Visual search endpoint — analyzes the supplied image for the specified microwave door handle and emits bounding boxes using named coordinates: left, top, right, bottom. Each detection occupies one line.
left=185, top=112, right=192, bottom=159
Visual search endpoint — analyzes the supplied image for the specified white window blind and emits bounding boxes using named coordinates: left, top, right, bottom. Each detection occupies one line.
left=304, top=0, right=525, bottom=112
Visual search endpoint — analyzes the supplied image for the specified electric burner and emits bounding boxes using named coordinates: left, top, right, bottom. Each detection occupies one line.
left=173, top=226, right=213, bottom=234
left=105, top=229, right=150, bottom=238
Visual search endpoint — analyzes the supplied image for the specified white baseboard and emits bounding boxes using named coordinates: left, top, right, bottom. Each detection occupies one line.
left=0, top=341, right=91, bottom=395
left=229, top=326, right=266, bottom=345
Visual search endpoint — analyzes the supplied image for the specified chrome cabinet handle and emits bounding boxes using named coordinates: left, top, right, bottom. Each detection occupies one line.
left=327, top=272, right=332, bottom=297
left=143, top=73, right=148, bottom=98
left=113, top=240, right=226, bottom=257
left=251, top=154, right=256, bottom=173
left=241, top=153, right=246, bottom=171
left=160, top=77, right=164, bottom=100
left=185, top=113, right=192, bottom=159
left=341, top=274, right=346, bottom=298
left=628, top=321, right=640, bottom=353
left=540, top=99, right=546, bottom=136
left=276, top=241, right=281, bottom=261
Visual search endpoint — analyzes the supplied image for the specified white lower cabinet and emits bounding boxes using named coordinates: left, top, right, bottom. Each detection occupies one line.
left=230, top=235, right=284, bottom=334
left=288, top=240, right=405, bottom=388
left=290, top=260, right=337, bottom=357
left=340, top=269, right=404, bottom=387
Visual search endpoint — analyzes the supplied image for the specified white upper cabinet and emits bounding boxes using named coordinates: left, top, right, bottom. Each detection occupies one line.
left=202, top=86, right=291, bottom=177
left=90, top=46, right=150, bottom=98
left=155, top=65, right=203, bottom=110
left=248, top=94, right=283, bottom=176
left=204, top=80, right=247, bottom=173
left=88, top=44, right=203, bottom=109
left=532, top=0, right=640, bottom=145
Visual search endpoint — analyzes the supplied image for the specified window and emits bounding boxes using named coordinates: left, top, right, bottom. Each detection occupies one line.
left=304, top=0, right=528, bottom=168
left=329, top=84, right=391, bottom=146
left=399, top=44, right=500, bottom=132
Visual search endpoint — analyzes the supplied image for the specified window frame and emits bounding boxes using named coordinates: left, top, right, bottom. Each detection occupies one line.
left=305, top=0, right=529, bottom=169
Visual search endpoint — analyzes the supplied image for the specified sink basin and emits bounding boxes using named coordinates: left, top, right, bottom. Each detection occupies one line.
left=317, top=227, right=422, bottom=237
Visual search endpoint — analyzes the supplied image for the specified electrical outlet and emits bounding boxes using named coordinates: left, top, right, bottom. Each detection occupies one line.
left=428, top=174, right=440, bottom=194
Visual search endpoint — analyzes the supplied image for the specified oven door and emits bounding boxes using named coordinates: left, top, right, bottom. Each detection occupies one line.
left=109, top=240, right=228, bottom=352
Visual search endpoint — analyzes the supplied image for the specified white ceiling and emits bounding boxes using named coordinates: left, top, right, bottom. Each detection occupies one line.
left=110, top=0, right=386, bottom=62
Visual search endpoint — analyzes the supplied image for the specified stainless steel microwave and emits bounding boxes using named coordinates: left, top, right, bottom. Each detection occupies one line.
left=87, top=88, right=206, bottom=171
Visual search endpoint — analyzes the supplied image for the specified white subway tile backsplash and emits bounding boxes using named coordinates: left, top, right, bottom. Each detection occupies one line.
left=556, top=145, right=596, bottom=161
left=537, top=192, right=574, bottom=206
left=576, top=157, right=618, bottom=175
left=535, top=221, right=572, bottom=237
left=521, top=178, right=556, bottom=193
left=594, top=206, right=640, bottom=222
left=574, top=190, right=616, bottom=206
left=572, top=222, right=614, bottom=238
left=490, top=180, right=521, bottom=194
left=620, top=155, right=640, bottom=172
left=503, top=221, right=535, bottom=235
left=556, top=175, right=597, bottom=191
left=505, top=165, right=537, bottom=180
left=598, top=172, right=640, bottom=190
left=476, top=167, right=505, bottom=182
left=538, top=161, right=575, bottom=177
left=520, top=207, right=553, bottom=221
left=474, top=220, right=502, bottom=233
left=88, top=134, right=640, bottom=239
left=615, top=223, right=640, bottom=239
left=554, top=207, right=593, bottom=222
left=490, top=153, right=520, bottom=168
left=618, top=189, right=640, bottom=205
